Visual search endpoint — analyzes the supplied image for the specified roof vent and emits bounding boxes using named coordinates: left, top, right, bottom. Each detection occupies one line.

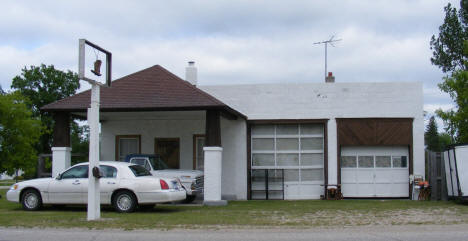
left=325, top=72, right=335, bottom=83
left=185, top=61, right=197, bottom=86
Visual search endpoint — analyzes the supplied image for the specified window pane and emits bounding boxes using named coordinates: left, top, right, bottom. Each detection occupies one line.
left=341, top=156, right=357, bottom=168
left=301, top=138, right=323, bottom=150
left=276, top=138, right=298, bottom=150
left=375, top=156, right=391, bottom=168
left=252, top=138, right=274, bottom=150
left=119, top=138, right=138, bottom=161
left=252, top=154, right=274, bottom=166
left=358, top=156, right=374, bottom=168
left=277, top=154, right=299, bottom=166
left=276, top=124, right=298, bottom=135
left=251, top=169, right=267, bottom=184
left=100, top=165, right=117, bottom=178
left=284, top=169, right=299, bottom=182
left=62, top=165, right=88, bottom=179
left=252, top=125, right=274, bottom=135
left=301, top=169, right=323, bottom=181
left=300, top=124, right=323, bottom=135
left=392, top=156, right=408, bottom=168
left=301, top=153, right=323, bottom=166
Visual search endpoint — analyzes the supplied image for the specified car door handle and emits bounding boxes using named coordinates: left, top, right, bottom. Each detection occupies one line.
left=107, top=182, right=116, bottom=184
left=72, top=182, right=80, bottom=185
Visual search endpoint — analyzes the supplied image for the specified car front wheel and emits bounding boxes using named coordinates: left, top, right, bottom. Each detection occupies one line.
left=113, top=191, right=137, bottom=213
left=21, top=189, right=42, bottom=211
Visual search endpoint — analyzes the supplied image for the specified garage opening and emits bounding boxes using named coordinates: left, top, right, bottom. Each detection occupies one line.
left=250, top=123, right=325, bottom=200
left=340, top=146, right=409, bottom=198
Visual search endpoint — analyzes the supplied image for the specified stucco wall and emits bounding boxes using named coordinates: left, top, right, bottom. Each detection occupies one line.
left=201, top=82, right=425, bottom=181
left=220, top=117, right=247, bottom=200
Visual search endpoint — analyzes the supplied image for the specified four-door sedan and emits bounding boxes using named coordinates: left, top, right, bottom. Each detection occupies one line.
left=6, top=161, right=186, bottom=212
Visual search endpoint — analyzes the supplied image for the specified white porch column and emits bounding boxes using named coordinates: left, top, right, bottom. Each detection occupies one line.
left=52, top=147, right=72, bottom=177
left=203, top=147, right=226, bottom=205
left=327, top=118, right=338, bottom=186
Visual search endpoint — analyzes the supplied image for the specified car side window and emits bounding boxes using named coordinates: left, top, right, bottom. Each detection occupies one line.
left=61, top=165, right=88, bottom=179
left=130, top=158, right=151, bottom=171
left=100, top=165, right=117, bottom=178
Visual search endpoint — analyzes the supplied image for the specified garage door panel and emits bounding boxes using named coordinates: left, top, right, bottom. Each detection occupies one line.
left=356, top=170, right=374, bottom=183
left=392, top=170, right=409, bottom=183
left=374, top=183, right=392, bottom=196
left=374, top=169, right=393, bottom=183
left=391, top=183, right=409, bottom=197
left=357, top=184, right=375, bottom=196
left=341, top=169, right=357, bottom=183
left=341, top=183, right=358, bottom=197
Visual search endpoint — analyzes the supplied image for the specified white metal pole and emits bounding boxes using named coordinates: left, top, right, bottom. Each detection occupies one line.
left=87, top=84, right=100, bottom=220
left=325, top=43, right=328, bottom=78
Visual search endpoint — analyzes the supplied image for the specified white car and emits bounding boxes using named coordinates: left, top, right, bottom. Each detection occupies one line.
left=6, top=161, right=186, bottom=212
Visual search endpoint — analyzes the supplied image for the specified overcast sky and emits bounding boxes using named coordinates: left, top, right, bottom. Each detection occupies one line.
left=0, top=0, right=460, bottom=129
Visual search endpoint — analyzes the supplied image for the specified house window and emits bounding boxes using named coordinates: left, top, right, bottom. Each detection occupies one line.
left=193, top=135, right=205, bottom=170
left=115, top=135, right=141, bottom=161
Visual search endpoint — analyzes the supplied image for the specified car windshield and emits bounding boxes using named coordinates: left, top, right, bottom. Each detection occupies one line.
left=129, top=165, right=152, bottom=177
left=149, top=156, right=169, bottom=170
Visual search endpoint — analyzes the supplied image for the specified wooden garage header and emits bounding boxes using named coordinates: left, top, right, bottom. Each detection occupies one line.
left=336, top=118, right=413, bottom=146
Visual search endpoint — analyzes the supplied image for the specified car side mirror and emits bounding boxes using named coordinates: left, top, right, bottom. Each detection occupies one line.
left=92, top=166, right=103, bottom=179
left=56, top=173, right=62, bottom=180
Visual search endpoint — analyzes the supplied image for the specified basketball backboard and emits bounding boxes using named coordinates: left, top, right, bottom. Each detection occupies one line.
left=78, top=39, right=112, bottom=86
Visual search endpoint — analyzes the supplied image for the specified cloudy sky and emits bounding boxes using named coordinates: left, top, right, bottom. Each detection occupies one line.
left=0, top=0, right=459, bottom=128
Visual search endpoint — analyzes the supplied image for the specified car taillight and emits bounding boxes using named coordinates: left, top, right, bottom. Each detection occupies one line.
left=160, top=179, right=169, bottom=190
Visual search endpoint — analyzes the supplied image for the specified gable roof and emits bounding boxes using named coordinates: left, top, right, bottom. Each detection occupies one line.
left=42, top=65, right=242, bottom=117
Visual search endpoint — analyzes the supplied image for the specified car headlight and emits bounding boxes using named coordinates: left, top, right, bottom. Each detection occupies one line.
left=10, top=184, right=18, bottom=190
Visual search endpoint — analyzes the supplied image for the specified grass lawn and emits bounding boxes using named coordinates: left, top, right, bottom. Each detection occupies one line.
left=1, top=189, right=468, bottom=230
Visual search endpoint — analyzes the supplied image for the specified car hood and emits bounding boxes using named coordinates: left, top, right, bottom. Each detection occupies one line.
left=17, top=178, right=54, bottom=186
left=151, top=169, right=203, bottom=179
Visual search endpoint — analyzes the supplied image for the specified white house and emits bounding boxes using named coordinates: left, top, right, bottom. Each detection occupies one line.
left=42, top=63, right=424, bottom=203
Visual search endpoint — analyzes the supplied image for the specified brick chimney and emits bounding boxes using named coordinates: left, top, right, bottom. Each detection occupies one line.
left=325, top=72, right=335, bottom=83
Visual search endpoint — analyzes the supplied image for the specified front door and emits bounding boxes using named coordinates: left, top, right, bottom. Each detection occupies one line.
left=155, top=138, right=180, bottom=169
left=48, top=165, right=88, bottom=204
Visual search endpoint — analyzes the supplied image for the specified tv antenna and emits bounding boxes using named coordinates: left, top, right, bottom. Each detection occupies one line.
left=314, top=35, right=341, bottom=78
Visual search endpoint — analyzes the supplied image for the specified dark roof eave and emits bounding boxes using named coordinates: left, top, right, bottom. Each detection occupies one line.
left=42, top=105, right=247, bottom=119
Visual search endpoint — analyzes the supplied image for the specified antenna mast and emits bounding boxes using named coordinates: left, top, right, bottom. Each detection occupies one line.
left=314, top=35, right=341, bottom=78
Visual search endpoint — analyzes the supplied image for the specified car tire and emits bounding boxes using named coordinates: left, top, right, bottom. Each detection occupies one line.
left=113, top=190, right=137, bottom=213
left=183, top=195, right=196, bottom=204
left=21, top=189, right=42, bottom=211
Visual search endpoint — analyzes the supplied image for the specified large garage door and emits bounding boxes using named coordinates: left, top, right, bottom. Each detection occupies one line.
left=341, top=146, right=409, bottom=198
left=251, top=124, right=324, bottom=200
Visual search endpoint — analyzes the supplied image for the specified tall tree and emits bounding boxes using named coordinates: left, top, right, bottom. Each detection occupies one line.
left=11, top=64, right=80, bottom=154
left=0, top=91, right=43, bottom=176
left=425, top=116, right=440, bottom=151
left=431, top=1, right=468, bottom=143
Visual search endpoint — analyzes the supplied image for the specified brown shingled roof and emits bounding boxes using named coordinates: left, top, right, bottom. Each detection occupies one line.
left=42, top=65, right=241, bottom=116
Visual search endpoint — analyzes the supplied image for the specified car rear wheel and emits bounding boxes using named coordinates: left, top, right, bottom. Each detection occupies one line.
left=113, top=191, right=137, bottom=213
left=21, top=189, right=42, bottom=211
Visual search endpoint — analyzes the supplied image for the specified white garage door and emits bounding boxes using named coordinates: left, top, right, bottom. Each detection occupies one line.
left=251, top=124, right=324, bottom=200
left=341, top=146, right=409, bottom=198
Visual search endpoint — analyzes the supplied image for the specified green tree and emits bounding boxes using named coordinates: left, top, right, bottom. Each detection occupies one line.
left=431, top=1, right=468, bottom=143
left=11, top=64, right=80, bottom=154
left=0, top=91, right=43, bottom=176
left=425, top=116, right=440, bottom=151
